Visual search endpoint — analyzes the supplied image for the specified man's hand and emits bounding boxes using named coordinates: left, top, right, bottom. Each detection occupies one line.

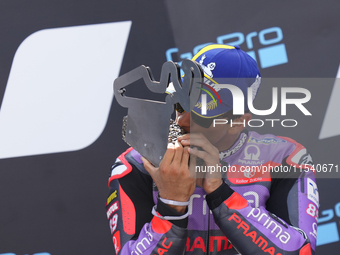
left=178, top=133, right=223, bottom=194
left=141, top=141, right=196, bottom=213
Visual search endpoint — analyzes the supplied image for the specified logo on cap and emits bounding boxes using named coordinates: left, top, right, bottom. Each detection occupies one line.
left=198, top=54, right=216, bottom=78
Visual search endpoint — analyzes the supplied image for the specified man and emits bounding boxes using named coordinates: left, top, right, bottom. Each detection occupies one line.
left=106, top=44, right=318, bottom=254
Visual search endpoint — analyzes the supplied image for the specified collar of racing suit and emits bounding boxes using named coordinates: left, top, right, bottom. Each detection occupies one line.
left=219, top=130, right=248, bottom=160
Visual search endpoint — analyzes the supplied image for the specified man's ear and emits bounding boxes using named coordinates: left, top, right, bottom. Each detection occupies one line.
left=228, top=113, right=252, bottom=134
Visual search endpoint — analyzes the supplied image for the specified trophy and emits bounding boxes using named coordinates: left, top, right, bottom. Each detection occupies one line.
left=114, top=60, right=203, bottom=166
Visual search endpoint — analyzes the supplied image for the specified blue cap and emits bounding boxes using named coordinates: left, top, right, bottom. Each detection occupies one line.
left=191, top=44, right=261, bottom=118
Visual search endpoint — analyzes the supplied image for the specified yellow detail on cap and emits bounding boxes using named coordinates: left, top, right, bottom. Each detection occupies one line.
left=191, top=109, right=228, bottom=119
left=203, top=73, right=218, bottom=85
left=192, top=44, right=235, bottom=61
left=195, top=99, right=218, bottom=111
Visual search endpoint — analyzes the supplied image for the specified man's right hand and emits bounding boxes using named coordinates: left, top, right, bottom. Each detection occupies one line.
left=141, top=141, right=196, bottom=213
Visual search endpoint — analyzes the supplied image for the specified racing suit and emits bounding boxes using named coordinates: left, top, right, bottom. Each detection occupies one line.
left=106, top=130, right=318, bottom=255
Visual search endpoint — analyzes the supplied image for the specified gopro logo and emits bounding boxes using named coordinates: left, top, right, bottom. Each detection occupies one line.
left=317, top=201, right=340, bottom=246
left=166, top=26, right=288, bottom=69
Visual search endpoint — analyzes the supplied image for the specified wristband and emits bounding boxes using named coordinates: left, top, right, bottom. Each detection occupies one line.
left=159, top=197, right=190, bottom=206
left=152, top=205, right=189, bottom=221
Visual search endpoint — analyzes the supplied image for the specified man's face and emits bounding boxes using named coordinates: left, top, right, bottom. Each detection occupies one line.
left=175, top=111, right=230, bottom=145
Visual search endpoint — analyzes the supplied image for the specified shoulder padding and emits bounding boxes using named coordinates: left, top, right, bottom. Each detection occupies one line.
left=108, top=147, right=134, bottom=187
left=278, top=136, right=314, bottom=168
left=108, top=148, right=150, bottom=187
